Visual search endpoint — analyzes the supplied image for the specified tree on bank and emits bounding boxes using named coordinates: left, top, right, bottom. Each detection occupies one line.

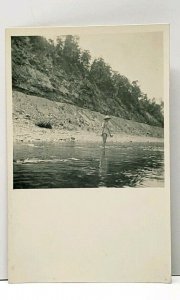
left=11, top=35, right=164, bottom=128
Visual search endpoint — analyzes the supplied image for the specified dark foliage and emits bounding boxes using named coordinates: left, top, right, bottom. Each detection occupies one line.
left=11, top=35, right=164, bottom=127
left=35, top=121, right=52, bottom=129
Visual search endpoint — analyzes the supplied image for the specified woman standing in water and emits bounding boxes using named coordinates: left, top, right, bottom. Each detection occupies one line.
left=101, top=115, right=113, bottom=147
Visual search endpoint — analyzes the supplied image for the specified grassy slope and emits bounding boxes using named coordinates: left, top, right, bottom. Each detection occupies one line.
left=13, top=91, right=163, bottom=143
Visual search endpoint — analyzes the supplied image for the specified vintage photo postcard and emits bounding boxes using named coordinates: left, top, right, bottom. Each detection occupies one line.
left=6, top=25, right=171, bottom=283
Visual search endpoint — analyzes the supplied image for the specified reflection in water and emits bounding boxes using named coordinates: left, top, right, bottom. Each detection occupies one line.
left=13, top=141, right=164, bottom=189
left=99, top=148, right=108, bottom=187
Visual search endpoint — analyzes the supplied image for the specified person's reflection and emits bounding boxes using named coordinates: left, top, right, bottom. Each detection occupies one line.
left=99, top=148, right=108, bottom=187
left=66, top=139, right=75, bottom=159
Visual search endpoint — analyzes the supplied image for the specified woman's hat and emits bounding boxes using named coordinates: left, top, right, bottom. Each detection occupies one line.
left=104, top=115, right=111, bottom=120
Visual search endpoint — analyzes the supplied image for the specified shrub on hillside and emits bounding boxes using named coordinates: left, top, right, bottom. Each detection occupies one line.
left=35, top=121, right=52, bottom=129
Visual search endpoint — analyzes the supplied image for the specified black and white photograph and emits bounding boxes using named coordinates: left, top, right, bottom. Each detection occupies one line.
left=7, top=25, right=171, bottom=285
left=12, top=27, right=165, bottom=189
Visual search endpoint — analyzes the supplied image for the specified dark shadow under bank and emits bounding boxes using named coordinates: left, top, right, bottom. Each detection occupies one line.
left=13, top=141, right=164, bottom=189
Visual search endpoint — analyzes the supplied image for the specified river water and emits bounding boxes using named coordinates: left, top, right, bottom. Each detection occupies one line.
left=13, top=141, right=164, bottom=189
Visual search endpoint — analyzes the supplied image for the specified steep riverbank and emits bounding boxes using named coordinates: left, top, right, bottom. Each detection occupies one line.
left=13, top=91, right=164, bottom=144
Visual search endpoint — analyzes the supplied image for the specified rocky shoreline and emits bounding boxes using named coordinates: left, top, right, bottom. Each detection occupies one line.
left=14, top=122, right=163, bottom=145
left=13, top=91, right=164, bottom=145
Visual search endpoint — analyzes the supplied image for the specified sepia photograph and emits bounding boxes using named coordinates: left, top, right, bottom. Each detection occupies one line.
left=11, top=27, right=165, bottom=189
